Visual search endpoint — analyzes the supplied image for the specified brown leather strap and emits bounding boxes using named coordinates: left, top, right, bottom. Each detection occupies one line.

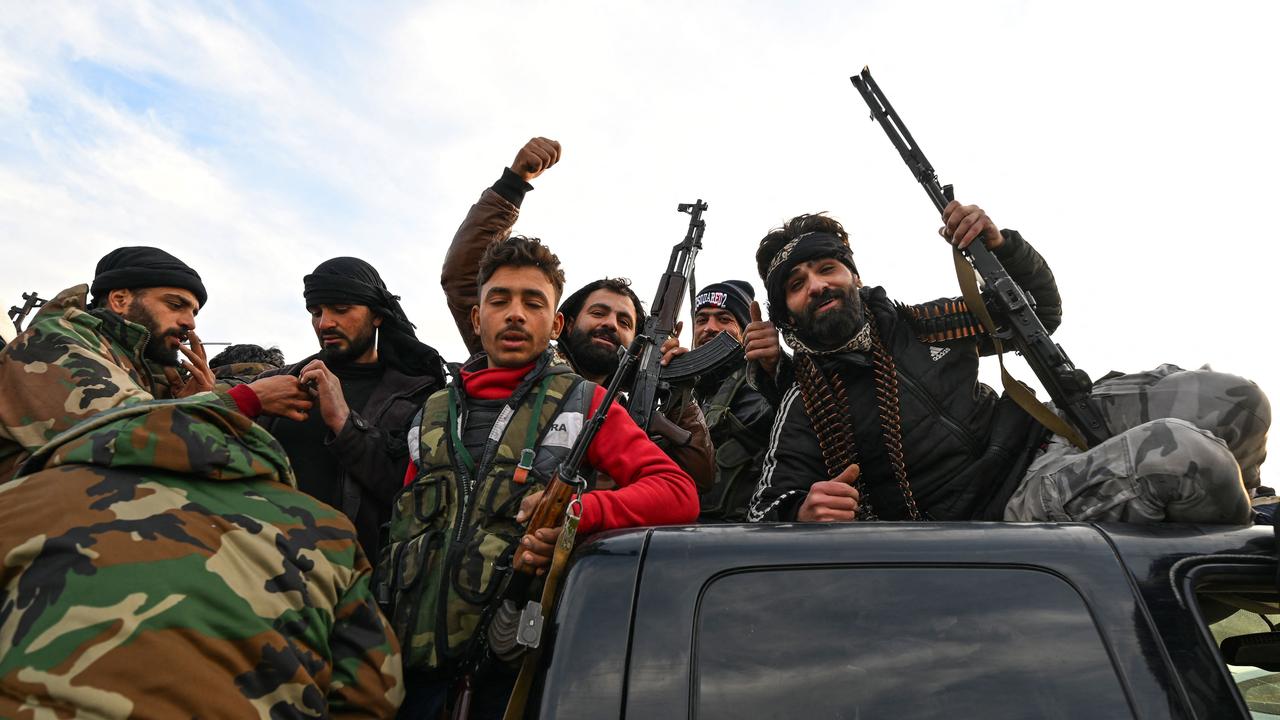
left=952, top=248, right=1087, bottom=450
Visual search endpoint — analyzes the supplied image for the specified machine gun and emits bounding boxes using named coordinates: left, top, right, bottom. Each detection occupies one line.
left=850, top=67, right=1108, bottom=449
left=628, top=201, right=743, bottom=435
left=8, top=292, right=48, bottom=334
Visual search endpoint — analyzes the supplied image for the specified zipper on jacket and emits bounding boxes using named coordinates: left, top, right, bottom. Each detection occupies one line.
left=896, top=367, right=983, bottom=455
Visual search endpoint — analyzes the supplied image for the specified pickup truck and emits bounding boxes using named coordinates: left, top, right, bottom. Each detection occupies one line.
left=530, top=522, right=1278, bottom=719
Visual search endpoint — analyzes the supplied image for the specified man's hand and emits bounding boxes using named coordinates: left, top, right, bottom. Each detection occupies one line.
left=940, top=200, right=1003, bottom=251
left=299, top=359, right=350, bottom=434
left=797, top=463, right=862, bottom=522
left=167, top=330, right=216, bottom=398
left=660, top=320, right=688, bottom=366
left=246, top=375, right=313, bottom=421
left=743, top=301, right=781, bottom=377
left=514, top=489, right=562, bottom=576
left=511, top=137, right=562, bottom=182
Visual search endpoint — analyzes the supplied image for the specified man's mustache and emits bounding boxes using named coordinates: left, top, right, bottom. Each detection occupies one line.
left=589, top=327, right=620, bottom=344
left=806, top=288, right=845, bottom=315
left=498, top=325, right=531, bottom=341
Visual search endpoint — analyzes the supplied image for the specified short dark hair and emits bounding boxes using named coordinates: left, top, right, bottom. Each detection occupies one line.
left=755, top=213, right=851, bottom=281
left=559, top=277, right=647, bottom=327
left=208, top=344, right=286, bottom=369
left=477, top=235, right=566, bottom=301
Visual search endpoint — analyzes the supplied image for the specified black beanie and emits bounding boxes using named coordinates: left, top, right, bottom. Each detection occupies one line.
left=694, top=280, right=754, bottom=331
left=90, top=247, right=208, bottom=308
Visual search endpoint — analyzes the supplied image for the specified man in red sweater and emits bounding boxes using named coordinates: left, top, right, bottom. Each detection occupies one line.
left=381, top=235, right=697, bottom=719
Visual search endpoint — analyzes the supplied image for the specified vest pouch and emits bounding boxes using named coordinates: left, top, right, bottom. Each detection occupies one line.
left=701, top=438, right=756, bottom=522
left=452, top=466, right=539, bottom=606
left=388, top=473, right=450, bottom=541
left=387, top=528, right=451, bottom=671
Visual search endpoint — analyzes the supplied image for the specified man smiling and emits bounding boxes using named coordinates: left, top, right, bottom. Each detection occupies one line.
left=749, top=204, right=1267, bottom=525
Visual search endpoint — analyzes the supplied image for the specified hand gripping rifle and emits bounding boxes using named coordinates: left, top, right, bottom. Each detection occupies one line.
left=492, top=338, right=645, bottom=720
left=629, top=200, right=744, bottom=436
left=850, top=67, right=1108, bottom=449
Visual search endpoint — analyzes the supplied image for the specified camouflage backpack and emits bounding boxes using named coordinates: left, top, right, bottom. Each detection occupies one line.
left=374, top=363, right=594, bottom=672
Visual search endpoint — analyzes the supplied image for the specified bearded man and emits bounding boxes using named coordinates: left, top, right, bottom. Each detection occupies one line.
left=254, top=257, right=445, bottom=557
left=749, top=204, right=1268, bottom=525
left=0, top=246, right=309, bottom=481
left=661, top=279, right=778, bottom=520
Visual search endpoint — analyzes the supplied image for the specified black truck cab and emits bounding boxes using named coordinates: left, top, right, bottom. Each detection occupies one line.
left=534, top=522, right=1277, bottom=719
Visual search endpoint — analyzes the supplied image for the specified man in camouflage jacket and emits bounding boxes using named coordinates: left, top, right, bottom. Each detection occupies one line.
left=0, top=247, right=312, bottom=481
left=0, top=397, right=403, bottom=718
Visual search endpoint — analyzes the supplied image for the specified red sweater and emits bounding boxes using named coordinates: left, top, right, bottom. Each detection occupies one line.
left=403, top=362, right=698, bottom=534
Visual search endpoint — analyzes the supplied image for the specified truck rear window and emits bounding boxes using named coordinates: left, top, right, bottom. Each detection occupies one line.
left=693, top=566, right=1133, bottom=720
left=1197, top=585, right=1280, bottom=719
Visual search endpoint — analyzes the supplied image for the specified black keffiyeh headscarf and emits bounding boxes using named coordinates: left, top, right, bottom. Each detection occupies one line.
left=303, top=257, right=445, bottom=384
left=761, top=232, right=869, bottom=355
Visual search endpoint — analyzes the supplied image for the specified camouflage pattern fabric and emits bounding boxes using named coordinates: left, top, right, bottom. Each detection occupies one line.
left=0, top=284, right=235, bottom=482
left=0, top=398, right=403, bottom=718
left=1005, top=364, right=1268, bottom=523
left=212, top=361, right=279, bottom=386
left=380, top=367, right=592, bottom=674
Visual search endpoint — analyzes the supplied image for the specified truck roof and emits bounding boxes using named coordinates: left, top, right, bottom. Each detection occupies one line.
left=541, top=522, right=1274, bottom=720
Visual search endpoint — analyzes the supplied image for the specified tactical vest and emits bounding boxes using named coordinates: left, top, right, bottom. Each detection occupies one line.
left=374, top=364, right=594, bottom=673
left=698, top=368, right=769, bottom=522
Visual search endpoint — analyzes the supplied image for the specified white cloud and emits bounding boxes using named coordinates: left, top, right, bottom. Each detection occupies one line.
left=0, top=0, right=1276, bottom=458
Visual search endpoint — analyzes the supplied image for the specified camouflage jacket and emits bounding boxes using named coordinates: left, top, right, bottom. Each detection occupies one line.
left=0, top=284, right=238, bottom=481
left=0, top=398, right=403, bottom=718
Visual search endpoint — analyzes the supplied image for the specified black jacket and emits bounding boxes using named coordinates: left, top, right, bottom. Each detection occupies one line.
left=258, top=356, right=440, bottom=555
left=749, top=230, right=1055, bottom=522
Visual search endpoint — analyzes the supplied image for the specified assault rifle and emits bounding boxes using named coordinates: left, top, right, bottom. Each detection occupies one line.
left=628, top=200, right=743, bottom=434
left=850, top=67, right=1108, bottom=449
left=492, top=338, right=647, bottom=720
left=8, top=292, right=48, bottom=334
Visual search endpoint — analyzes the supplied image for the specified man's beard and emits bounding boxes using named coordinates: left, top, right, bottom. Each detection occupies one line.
left=793, top=286, right=864, bottom=351
left=318, top=324, right=376, bottom=366
left=123, top=300, right=184, bottom=366
left=562, top=324, right=622, bottom=378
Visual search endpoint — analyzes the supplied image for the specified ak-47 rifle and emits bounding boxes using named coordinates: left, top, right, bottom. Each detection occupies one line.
left=8, top=292, right=48, bottom=334
left=491, top=338, right=646, bottom=720
left=628, top=200, right=743, bottom=435
left=850, top=67, right=1108, bottom=449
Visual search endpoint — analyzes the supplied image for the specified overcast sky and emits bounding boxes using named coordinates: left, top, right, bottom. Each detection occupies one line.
left=2, top=1, right=1276, bottom=458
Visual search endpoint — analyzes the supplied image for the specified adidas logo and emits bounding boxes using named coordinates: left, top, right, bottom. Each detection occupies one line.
left=929, top=346, right=950, bottom=362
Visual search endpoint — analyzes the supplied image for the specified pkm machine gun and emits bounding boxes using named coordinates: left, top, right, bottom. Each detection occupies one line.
left=850, top=67, right=1108, bottom=449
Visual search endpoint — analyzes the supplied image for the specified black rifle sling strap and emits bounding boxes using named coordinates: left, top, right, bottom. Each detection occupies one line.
left=951, top=248, right=1088, bottom=450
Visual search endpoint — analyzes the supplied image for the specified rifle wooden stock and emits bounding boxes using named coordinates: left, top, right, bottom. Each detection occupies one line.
left=512, top=470, right=578, bottom=574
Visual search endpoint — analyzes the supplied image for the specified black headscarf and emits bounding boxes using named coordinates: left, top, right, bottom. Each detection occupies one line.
left=761, top=232, right=857, bottom=327
left=303, top=257, right=445, bottom=384
left=90, top=247, right=208, bottom=308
